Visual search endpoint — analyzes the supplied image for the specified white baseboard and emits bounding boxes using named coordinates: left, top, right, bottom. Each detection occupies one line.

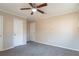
left=0, top=43, right=27, bottom=51
left=0, top=46, right=15, bottom=51
left=31, top=40, right=79, bottom=52
left=1, top=40, right=79, bottom=52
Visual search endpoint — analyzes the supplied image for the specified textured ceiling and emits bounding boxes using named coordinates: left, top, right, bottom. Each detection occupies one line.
left=0, top=3, right=78, bottom=21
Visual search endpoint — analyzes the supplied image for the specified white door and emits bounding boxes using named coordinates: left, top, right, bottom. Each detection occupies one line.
left=30, top=22, right=36, bottom=41
left=13, top=18, right=24, bottom=47
left=0, top=15, right=3, bottom=51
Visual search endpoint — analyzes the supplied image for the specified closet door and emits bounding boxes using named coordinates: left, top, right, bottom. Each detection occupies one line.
left=0, top=15, right=3, bottom=51
left=13, top=18, right=24, bottom=47
left=30, top=22, right=36, bottom=41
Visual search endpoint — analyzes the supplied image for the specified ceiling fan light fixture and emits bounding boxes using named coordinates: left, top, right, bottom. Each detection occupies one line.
left=32, top=8, right=37, bottom=12
left=20, top=3, right=47, bottom=15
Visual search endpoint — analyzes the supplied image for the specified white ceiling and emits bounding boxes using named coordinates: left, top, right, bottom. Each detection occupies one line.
left=0, top=3, right=79, bottom=21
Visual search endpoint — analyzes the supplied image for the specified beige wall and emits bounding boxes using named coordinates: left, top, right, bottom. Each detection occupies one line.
left=34, top=12, right=79, bottom=51
left=0, top=11, right=27, bottom=50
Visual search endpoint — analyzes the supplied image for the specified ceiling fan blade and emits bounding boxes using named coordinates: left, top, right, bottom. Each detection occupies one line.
left=37, top=3, right=47, bottom=8
left=29, top=3, right=34, bottom=8
left=20, top=8, right=31, bottom=10
left=37, top=9, right=45, bottom=14
left=31, top=12, right=33, bottom=15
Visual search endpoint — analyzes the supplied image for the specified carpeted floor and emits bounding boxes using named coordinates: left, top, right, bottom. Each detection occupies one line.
left=0, top=41, right=79, bottom=56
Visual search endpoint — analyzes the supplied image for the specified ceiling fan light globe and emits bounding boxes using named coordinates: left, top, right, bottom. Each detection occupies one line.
left=32, top=8, right=37, bottom=12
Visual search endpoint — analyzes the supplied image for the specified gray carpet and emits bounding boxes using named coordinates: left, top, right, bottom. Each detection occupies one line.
left=0, top=41, right=79, bottom=56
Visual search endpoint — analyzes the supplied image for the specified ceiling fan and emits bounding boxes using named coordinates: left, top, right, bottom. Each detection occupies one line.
left=20, top=3, right=47, bottom=15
